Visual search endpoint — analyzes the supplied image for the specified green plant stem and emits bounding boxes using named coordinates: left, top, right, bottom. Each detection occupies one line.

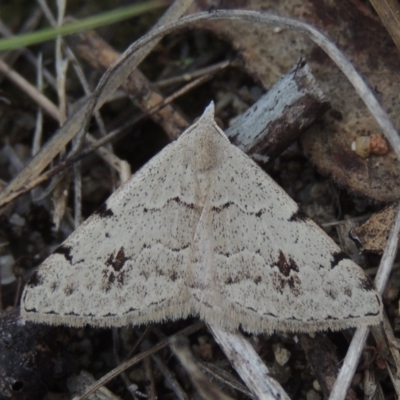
left=0, top=0, right=166, bottom=51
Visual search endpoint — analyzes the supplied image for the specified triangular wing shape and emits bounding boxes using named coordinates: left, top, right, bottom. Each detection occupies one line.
left=188, top=136, right=382, bottom=333
left=21, top=113, right=207, bottom=327
left=21, top=103, right=382, bottom=332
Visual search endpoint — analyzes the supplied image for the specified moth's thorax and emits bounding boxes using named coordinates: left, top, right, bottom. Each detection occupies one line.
left=190, top=124, right=228, bottom=172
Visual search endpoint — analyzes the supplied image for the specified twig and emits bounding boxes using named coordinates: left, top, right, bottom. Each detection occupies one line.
left=170, top=337, right=233, bottom=400
left=370, top=0, right=400, bottom=54
left=198, top=361, right=256, bottom=399
left=68, top=27, right=190, bottom=140
left=2, top=10, right=398, bottom=211
left=152, top=351, right=189, bottom=400
left=208, top=324, right=290, bottom=400
left=72, top=322, right=203, bottom=400
left=156, top=59, right=232, bottom=88
left=0, top=58, right=61, bottom=120
left=0, top=9, right=45, bottom=85
left=371, top=314, right=400, bottom=397
left=32, top=53, right=44, bottom=156
left=329, top=200, right=400, bottom=400
left=226, top=60, right=329, bottom=161
left=0, top=73, right=212, bottom=203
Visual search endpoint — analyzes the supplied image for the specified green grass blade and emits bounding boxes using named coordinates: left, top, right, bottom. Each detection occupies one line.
left=0, top=1, right=166, bottom=51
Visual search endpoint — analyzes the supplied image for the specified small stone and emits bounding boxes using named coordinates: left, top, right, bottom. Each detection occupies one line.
left=370, top=133, right=389, bottom=156
left=355, top=136, right=371, bottom=158
left=306, top=389, right=321, bottom=400
left=313, top=379, right=321, bottom=391
left=272, top=343, right=291, bottom=366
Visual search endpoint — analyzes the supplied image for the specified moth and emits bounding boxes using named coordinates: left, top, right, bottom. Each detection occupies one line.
left=21, top=103, right=382, bottom=333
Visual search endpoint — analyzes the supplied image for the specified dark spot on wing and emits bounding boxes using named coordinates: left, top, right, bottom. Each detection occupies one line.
left=144, top=197, right=196, bottom=213
left=117, top=271, right=125, bottom=286
left=64, top=284, right=75, bottom=296
left=94, top=203, right=114, bottom=218
left=26, top=271, right=43, bottom=288
left=171, top=196, right=196, bottom=210
left=325, top=289, right=337, bottom=300
left=104, top=272, right=115, bottom=292
left=331, top=251, right=350, bottom=268
left=344, top=286, right=352, bottom=297
left=255, top=210, right=264, bottom=218
left=273, top=272, right=302, bottom=296
left=212, top=202, right=265, bottom=217
left=212, top=202, right=234, bottom=213
left=54, top=244, right=73, bottom=262
left=254, top=276, right=262, bottom=284
left=169, top=271, right=178, bottom=282
left=365, top=310, right=381, bottom=317
left=225, top=277, right=233, bottom=285
left=106, top=247, right=128, bottom=272
left=273, top=250, right=299, bottom=277
left=288, top=208, right=308, bottom=222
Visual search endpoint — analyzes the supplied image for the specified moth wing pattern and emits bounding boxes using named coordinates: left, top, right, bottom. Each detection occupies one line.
left=21, top=122, right=205, bottom=327
left=191, top=142, right=382, bottom=333
left=21, top=103, right=383, bottom=332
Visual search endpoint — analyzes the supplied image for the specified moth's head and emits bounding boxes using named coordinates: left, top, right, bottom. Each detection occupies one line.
left=190, top=102, right=230, bottom=172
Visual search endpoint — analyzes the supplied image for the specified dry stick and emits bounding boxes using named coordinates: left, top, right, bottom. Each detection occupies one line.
left=198, top=361, right=255, bottom=399
left=299, top=334, right=357, bottom=400
left=226, top=60, right=328, bottom=161
left=40, top=0, right=112, bottom=224
left=68, top=28, right=190, bottom=141
left=73, top=322, right=204, bottom=400
left=156, top=59, right=232, bottom=88
left=0, top=0, right=193, bottom=209
left=0, top=56, right=132, bottom=179
left=170, top=337, right=234, bottom=400
left=31, top=53, right=44, bottom=205
left=0, top=73, right=212, bottom=203
left=374, top=314, right=400, bottom=396
left=1, top=10, right=398, bottom=210
left=38, top=0, right=122, bottom=159
left=0, top=58, right=61, bottom=120
left=0, top=9, right=45, bottom=85
left=142, top=327, right=189, bottom=400
left=143, top=356, right=156, bottom=400
left=150, top=352, right=189, bottom=400
left=208, top=324, right=290, bottom=400
left=329, top=201, right=400, bottom=400
left=370, top=0, right=400, bottom=54
left=51, top=0, right=70, bottom=231
left=32, top=53, right=44, bottom=156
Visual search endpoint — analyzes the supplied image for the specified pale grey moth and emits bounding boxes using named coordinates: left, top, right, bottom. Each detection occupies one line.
left=21, top=103, right=382, bottom=333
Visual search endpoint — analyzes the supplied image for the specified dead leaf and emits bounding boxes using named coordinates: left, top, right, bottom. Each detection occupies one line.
left=192, top=0, right=400, bottom=202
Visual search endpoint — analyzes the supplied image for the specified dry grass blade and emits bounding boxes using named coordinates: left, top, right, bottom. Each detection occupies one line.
left=370, top=0, right=400, bottom=54
left=1, top=9, right=397, bottom=211
left=208, top=324, right=290, bottom=400
left=0, top=73, right=211, bottom=203
left=72, top=322, right=203, bottom=400
left=0, top=0, right=192, bottom=210
left=170, top=337, right=234, bottom=400
left=68, top=27, right=190, bottom=140
left=329, top=201, right=400, bottom=400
